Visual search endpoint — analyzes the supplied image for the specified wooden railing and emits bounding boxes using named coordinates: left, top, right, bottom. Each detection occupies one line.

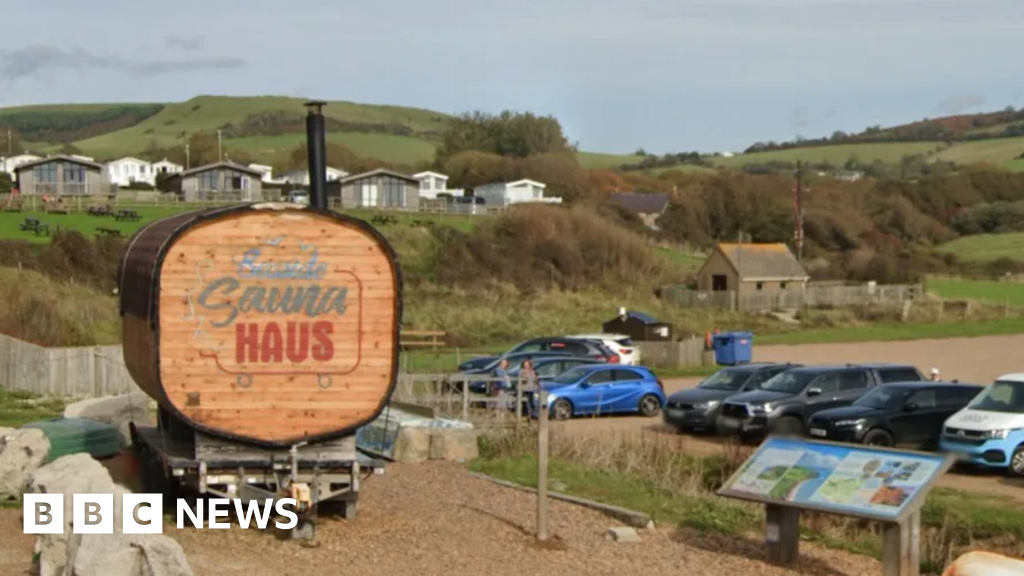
left=400, top=330, right=447, bottom=349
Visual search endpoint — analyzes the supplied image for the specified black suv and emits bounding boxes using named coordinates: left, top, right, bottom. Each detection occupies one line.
left=663, top=363, right=801, bottom=432
left=456, top=337, right=616, bottom=371
left=807, top=381, right=983, bottom=448
left=717, top=363, right=925, bottom=438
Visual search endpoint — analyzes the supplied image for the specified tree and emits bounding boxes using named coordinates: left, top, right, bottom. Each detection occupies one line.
left=435, top=110, right=576, bottom=163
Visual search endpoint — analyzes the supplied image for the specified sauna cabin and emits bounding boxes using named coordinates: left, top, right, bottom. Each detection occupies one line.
left=118, top=203, right=402, bottom=447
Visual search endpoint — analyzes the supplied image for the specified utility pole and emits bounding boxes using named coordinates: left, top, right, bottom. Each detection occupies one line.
left=217, top=130, right=223, bottom=162
left=794, top=161, right=805, bottom=262
left=185, top=143, right=191, bottom=170
left=6, top=129, right=11, bottom=155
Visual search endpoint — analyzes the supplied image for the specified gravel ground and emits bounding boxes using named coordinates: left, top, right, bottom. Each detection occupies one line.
left=0, top=462, right=879, bottom=576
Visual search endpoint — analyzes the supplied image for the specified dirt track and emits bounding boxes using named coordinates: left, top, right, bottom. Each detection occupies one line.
left=0, top=462, right=880, bottom=576
left=567, top=334, right=1024, bottom=501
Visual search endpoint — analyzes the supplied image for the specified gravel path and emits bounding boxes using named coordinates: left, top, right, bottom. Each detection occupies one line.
left=0, top=462, right=879, bottom=576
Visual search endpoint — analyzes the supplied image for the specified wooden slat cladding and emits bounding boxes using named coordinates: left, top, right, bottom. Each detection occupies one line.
left=119, top=203, right=402, bottom=446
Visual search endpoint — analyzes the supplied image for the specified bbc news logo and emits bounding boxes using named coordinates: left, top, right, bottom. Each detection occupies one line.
left=23, top=494, right=300, bottom=534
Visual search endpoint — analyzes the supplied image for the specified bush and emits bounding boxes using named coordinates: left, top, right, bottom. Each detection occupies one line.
left=434, top=204, right=672, bottom=293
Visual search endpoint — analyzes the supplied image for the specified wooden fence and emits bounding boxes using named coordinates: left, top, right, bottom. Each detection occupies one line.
left=636, top=338, right=710, bottom=368
left=0, top=334, right=139, bottom=397
left=659, top=283, right=924, bottom=312
left=0, top=192, right=504, bottom=217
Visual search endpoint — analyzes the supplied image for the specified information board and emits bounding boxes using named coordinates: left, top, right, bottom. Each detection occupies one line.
left=718, top=437, right=952, bottom=522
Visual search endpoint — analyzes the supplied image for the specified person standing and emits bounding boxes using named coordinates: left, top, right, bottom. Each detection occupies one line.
left=517, top=359, right=538, bottom=416
left=930, top=367, right=940, bottom=382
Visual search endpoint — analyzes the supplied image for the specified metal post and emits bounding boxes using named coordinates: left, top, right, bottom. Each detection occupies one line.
left=537, top=389, right=550, bottom=541
left=882, top=513, right=920, bottom=576
left=304, top=101, right=328, bottom=211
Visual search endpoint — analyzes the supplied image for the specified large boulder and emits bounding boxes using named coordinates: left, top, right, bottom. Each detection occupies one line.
left=28, top=454, right=120, bottom=576
left=63, top=392, right=154, bottom=447
left=392, top=427, right=432, bottom=463
left=28, top=452, right=194, bottom=576
left=942, top=551, right=1024, bottom=575
left=0, top=427, right=50, bottom=499
left=428, top=429, right=479, bottom=462
left=67, top=533, right=193, bottom=576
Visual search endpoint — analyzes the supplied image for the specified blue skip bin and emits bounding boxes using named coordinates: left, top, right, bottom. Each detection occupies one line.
left=713, top=331, right=754, bottom=365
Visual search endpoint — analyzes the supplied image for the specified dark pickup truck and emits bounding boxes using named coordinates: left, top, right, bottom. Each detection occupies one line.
left=717, top=363, right=925, bottom=439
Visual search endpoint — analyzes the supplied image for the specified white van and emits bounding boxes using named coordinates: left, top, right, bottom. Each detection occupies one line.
left=939, top=373, right=1024, bottom=476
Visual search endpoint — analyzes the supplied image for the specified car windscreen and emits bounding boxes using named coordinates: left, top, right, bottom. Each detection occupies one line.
left=698, top=369, right=751, bottom=391
left=967, top=380, right=1024, bottom=414
left=615, top=338, right=635, bottom=346
left=759, top=371, right=817, bottom=394
left=552, top=367, right=589, bottom=385
left=853, top=386, right=915, bottom=410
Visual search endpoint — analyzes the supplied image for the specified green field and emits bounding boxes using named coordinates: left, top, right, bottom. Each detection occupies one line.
left=712, top=141, right=945, bottom=168
left=2, top=95, right=644, bottom=170
left=927, top=277, right=1024, bottom=306
left=575, top=151, right=646, bottom=169
left=933, top=136, right=1024, bottom=166
left=937, top=232, right=1024, bottom=262
left=758, top=317, right=1024, bottom=345
left=228, top=132, right=439, bottom=165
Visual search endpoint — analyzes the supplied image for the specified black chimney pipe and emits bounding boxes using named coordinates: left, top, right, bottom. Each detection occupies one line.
left=304, top=100, right=328, bottom=211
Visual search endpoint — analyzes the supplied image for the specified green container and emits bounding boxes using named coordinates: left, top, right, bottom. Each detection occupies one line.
left=22, top=418, right=123, bottom=462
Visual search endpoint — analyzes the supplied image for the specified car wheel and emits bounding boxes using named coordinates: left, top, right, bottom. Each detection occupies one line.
left=1009, top=445, right=1024, bottom=478
left=638, top=394, right=661, bottom=417
left=863, top=429, right=895, bottom=447
left=552, top=399, right=573, bottom=421
left=775, top=416, right=804, bottom=436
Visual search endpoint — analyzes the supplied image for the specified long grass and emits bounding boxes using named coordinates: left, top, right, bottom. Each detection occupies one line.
left=473, top=428, right=1024, bottom=574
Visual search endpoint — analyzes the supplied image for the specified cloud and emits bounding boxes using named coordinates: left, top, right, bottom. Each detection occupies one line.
left=165, top=36, right=204, bottom=52
left=0, top=45, right=246, bottom=82
left=934, top=94, right=985, bottom=115
left=790, top=105, right=809, bottom=129
left=797, top=450, right=841, bottom=470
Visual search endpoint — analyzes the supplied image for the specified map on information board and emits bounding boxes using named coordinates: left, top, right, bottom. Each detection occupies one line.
left=719, top=437, right=950, bottom=521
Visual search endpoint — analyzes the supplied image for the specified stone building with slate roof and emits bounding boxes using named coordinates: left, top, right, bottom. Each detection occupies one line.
left=695, top=243, right=809, bottom=294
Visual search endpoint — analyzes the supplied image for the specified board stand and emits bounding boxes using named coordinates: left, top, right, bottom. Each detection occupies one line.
left=761, top=504, right=920, bottom=576
left=718, top=437, right=951, bottom=576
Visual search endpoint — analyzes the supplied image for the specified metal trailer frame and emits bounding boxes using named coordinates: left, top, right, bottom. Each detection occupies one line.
left=129, top=408, right=386, bottom=539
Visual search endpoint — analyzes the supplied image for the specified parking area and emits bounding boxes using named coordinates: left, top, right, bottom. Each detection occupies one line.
left=565, top=334, right=1024, bottom=501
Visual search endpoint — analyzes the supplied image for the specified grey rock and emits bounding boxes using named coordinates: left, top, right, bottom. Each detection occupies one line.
left=606, top=527, right=641, bottom=543
left=63, top=392, right=153, bottom=447
left=0, top=427, right=50, bottom=499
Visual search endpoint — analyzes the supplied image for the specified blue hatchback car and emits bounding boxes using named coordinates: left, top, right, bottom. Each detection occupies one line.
left=531, top=364, right=666, bottom=420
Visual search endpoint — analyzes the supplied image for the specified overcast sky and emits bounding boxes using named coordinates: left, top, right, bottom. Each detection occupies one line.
left=2, top=0, right=1022, bottom=154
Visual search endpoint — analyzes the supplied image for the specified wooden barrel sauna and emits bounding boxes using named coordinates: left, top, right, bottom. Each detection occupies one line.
left=117, top=203, right=402, bottom=447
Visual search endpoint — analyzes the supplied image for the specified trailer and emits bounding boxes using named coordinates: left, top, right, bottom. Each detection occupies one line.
left=118, top=102, right=402, bottom=539
left=130, top=409, right=386, bottom=538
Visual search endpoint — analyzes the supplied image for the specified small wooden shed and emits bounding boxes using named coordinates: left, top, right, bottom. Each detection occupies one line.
left=602, top=309, right=672, bottom=342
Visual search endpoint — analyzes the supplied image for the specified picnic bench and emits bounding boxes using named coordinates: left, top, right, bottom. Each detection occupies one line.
left=370, top=215, right=398, bottom=226
left=87, top=205, right=114, bottom=217
left=114, top=209, right=141, bottom=222
left=19, top=218, right=52, bottom=236
left=95, top=227, right=124, bottom=239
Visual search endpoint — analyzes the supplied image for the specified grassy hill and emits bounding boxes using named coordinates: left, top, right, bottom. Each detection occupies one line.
left=937, top=232, right=1024, bottom=263
left=0, top=96, right=642, bottom=168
